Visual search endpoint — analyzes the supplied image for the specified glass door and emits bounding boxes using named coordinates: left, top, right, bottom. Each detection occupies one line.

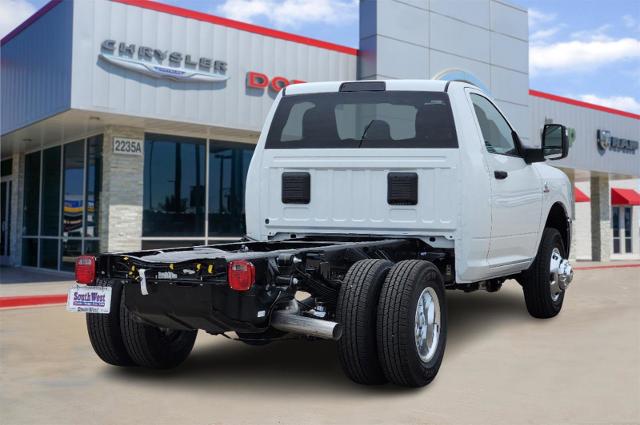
left=612, top=206, right=633, bottom=255
left=0, top=179, right=11, bottom=264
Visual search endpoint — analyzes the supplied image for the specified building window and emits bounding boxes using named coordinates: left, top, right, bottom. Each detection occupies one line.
left=23, top=151, right=41, bottom=236
left=209, top=141, right=254, bottom=236
left=85, top=135, right=102, bottom=238
left=624, top=207, right=632, bottom=253
left=142, top=135, right=254, bottom=247
left=20, top=135, right=103, bottom=269
left=612, top=207, right=620, bottom=254
left=143, top=134, right=206, bottom=237
left=63, top=141, right=85, bottom=238
left=612, top=206, right=634, bottom=255
left=41, top=146, right=61, bottom=237
left=0, top=158, right=12, bottom=177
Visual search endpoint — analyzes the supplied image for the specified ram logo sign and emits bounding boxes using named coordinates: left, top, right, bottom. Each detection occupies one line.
left=597, top=129, right=638, bottom=154
left=99, top=39, right=229, bottom=83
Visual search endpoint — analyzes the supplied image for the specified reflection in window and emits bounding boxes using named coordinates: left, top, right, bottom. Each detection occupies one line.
left=61, top=239, right=82, bottom=271
left=612, top=207, right=620, bottom=254
left=141, top=240, right=205, bottom=250
left=85, top=135, right=103, bottom=237
left=63, top=141, right=85, bottom=237
left=41, top=146, right=61, bottom=236
left=624, top=207, right=632, bottom=253
left=209, top=142, right=254, bottom=236
left=22, top=238, right=38, bottom=266
left=143, top=134, right=206, bottom=237
left=20, top=136, right=102, bottom=270
left=23, top=152, right=41, bottom=236
left=1, top=159, right=12, bottom=177
left=40, top=239, right=58, bottom=269
left=84, top=240, right=100, bottom=255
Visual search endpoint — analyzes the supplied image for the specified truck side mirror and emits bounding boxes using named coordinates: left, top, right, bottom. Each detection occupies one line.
left=542, top=124, right=569, bottom=160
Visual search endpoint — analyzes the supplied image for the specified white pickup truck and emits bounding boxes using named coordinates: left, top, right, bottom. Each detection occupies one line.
left=71, top=80, right=574, bottom=387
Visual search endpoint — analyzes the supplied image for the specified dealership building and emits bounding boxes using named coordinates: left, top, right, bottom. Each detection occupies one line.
left=1, top=0, right=639, bottom=271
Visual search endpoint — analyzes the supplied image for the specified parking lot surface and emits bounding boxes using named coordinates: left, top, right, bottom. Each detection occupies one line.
left=1, top=264, right=639, bottom=425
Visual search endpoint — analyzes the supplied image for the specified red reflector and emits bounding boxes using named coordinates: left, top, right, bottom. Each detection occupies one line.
left=75, top=256, right=96, bottom=285
left=227, top=260, right=256, bottom=291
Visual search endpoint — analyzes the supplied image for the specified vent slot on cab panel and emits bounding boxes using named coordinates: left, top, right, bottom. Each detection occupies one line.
left=387, top=172, right=418, bottom=205
left=282, top=172, right=311, bottom=204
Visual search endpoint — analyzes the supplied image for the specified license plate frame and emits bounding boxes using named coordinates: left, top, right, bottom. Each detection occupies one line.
left=66, top=285, right=112, bottom=314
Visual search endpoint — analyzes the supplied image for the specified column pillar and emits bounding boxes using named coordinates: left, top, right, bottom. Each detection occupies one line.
left=101, top=127, right=145, bottom=253
left=9, top=152, right=25, bottom=266
left=590, top=174, right=611, bottom=262
left=358, top=0, right=429, bottom=80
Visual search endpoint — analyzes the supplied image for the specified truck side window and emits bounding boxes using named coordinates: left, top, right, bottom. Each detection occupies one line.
left=470, top=94, right=519, bottom=156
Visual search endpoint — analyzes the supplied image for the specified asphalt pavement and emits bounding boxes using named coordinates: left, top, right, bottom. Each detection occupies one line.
left=0, top=263, right=638, bottom=425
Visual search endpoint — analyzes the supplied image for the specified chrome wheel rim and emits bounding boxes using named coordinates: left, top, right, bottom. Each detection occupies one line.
left=414, top=287, right=441, bottom=363
left=549, top=247, right=563, bottom=302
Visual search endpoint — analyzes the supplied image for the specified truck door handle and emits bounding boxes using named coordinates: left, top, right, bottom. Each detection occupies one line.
left=494, top=170, right=508, bottom=180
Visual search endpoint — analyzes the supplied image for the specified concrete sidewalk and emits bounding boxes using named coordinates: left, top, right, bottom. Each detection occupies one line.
left=0, top=267, right=74, bottom=297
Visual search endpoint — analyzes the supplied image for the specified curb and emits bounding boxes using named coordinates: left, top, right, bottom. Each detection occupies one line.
left=0, top=294, right=68, bottom=309
left=573, top=264, right=640, bottom=271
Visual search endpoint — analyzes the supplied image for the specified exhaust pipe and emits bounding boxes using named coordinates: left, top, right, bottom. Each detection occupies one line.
left=271, top=311, right=343, bottom=340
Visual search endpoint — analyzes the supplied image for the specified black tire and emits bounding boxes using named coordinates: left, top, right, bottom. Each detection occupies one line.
left=521, top=227, right=566, bottom=319
left=377, top=260, right=447, bottom=387
left=120, top=301, right=197, bottom=369
left=86, top=280, right=134, bottom=367
left=337, top=259, right=393, bottom=385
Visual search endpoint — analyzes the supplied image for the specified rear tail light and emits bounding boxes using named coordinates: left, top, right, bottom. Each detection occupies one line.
left=227, top=260, right=255, bottom=291
left=75, top=256, right=96, bottom=285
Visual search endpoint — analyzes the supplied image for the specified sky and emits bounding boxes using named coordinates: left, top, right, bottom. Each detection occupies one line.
left=1, top=0, right=639, bottom=113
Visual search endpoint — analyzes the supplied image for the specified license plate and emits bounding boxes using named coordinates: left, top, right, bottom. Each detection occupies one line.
left=66, top=285, right=112, bottom=314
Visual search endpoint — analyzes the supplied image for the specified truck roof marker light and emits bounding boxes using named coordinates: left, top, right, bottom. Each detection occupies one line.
left=227, top=260, right=256, bottom=291
left=75, top=256, right=96, bottom=285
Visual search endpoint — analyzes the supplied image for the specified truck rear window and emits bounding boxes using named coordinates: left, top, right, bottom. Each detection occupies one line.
left=265, top=91, right=458, bottom=149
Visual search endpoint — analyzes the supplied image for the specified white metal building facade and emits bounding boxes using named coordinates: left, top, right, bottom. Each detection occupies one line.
left=1, top=0, right=639, bottom=271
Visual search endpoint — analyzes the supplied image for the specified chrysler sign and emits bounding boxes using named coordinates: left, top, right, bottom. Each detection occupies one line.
left=100, top=40, right=228, bottom=83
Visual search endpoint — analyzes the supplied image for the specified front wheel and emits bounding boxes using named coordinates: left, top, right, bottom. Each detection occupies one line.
left=521, top=227, right=567, bottom=319
left=376, top=260, right=447, bottom=387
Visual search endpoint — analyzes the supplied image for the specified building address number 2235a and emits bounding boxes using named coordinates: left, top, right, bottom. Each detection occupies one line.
left=113, top=137, right=143, bottom=156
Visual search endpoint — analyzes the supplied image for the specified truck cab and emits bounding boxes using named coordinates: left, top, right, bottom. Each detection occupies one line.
left=245, top=80, right=572, bottom=282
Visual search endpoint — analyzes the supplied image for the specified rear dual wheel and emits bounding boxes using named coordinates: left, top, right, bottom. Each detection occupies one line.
left=86, top=280, right=196, bottom=369
left=337, top=259, right=447, bottom=387
left=377, top=260, right=447, bottom=387
left=337, top=259, right=393, bottom=384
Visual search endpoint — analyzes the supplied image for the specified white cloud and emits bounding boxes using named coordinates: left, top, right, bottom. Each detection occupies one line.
left=217, top=0, right=357, bottom=28
left=0, top=0, right=36, bottom=39
left=622, top=14, right=640, bottom=31
left=528, top=8, right=562, bottom=44
left=530, top=37, right=640, bottom=75
left=578, top=94, right=640, bottom=114
left=530, top=28, right=558, bottom=42
left=528, top=8, right=556, bottom=29
left=570, top=24, right=611, bottom=42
